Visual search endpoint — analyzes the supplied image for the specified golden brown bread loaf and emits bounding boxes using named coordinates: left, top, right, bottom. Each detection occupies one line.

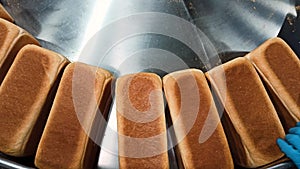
left=0, top=45, right=69, bottom=157
left=206, top=57, right=285, bottom=168
left=163, top=69, right=234, bottom=169
left=246, top=37, right=300, bottom=131
left=0, top=18, right=39, bottom=84
left=35, top=62, right=113, bottom=169
left=0, top=4, right=13, bottom=22
left=116, top=73, right=169, bottom=169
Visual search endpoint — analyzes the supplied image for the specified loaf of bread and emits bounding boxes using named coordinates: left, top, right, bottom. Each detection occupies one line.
left=0, top=45, right=69, bottom=157
left=0, top=18, right=39, bottom=84
left=206, top=57, right=285, bottom=168
left=0, top=4, right=13, bottom=22
left=246, top=38, right=300, bottom=131
left=35, top=62, right=113, bottom=169
left=163, top=69, right=234, bottom=169
left=116, top=73, right=169, bottom=169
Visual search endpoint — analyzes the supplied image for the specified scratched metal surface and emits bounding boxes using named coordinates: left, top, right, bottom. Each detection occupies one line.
left=0, top=0, right=297, bottom=168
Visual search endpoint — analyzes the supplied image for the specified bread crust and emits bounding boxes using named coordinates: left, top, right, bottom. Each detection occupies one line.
left=206, top=57, right=285, bottom=168
left=35, top=62, right=113, bottom=169
left=163, top=69, right=234, bottom=169
left=0, top=4, right=13, bottom=22
left=0, top=45, right=69, bottom=156
left=116, top=73, right=169, bottom=169
left=0, top=18, right=40, bottom=84
left=246, top=37, right=300, bottom=131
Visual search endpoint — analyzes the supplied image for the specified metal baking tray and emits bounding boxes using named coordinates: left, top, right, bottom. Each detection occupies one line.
left=0, top=0, right=297, bottom=168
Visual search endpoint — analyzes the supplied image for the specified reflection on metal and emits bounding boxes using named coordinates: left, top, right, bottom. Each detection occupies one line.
left=1, top=0, right=295, bottom=60
left=186, top=0, right=296, bottom=52
left=0, top=155, right=33, bottom=169
left=0, top=0, right=296, bottom=168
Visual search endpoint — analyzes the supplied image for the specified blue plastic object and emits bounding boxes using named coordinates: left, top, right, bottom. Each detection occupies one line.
left=277, top=122, right=300, bottom=169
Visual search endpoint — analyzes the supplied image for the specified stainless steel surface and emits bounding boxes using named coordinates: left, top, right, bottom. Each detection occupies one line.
left=266, top=162, right=296, bottom=169
left=0, top=156, right=33, bottom=169
left=1, top=0, right=296, bottom=59
left=1, top=0, right=192, bottom=62
left=0, top=0, right=297, bottom=169
left=186, top=0, right=297, bottom=53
